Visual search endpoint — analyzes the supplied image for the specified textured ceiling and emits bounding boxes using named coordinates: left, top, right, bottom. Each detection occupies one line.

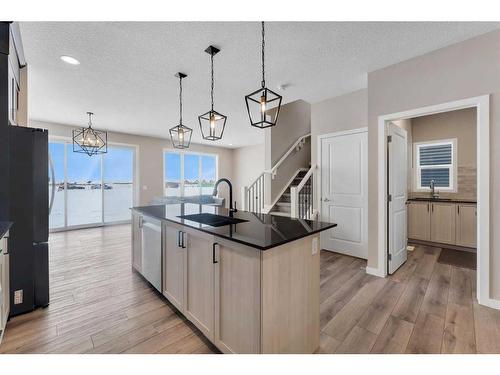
left=20, top=22, right=500, bottom=148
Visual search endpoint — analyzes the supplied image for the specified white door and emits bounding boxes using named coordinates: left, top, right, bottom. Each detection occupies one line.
left=320, top=129, right=368, bottom=259
left=387, top=123, right=408, bottom=274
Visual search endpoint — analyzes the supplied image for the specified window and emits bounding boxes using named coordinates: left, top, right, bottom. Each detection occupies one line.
left=164, top=150, right=217, bottom=198
left=48, top=139, right=136, bottom=230
left=414, top=139, right=456, bottom=191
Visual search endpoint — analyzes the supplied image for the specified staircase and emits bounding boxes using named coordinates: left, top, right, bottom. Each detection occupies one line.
left=269, top=169, right=308, bottom=217
left=242, top=133, right=317, bottom=220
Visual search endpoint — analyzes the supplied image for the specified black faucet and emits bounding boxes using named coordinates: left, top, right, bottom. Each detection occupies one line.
left=212, top=178, right=237, bottom=213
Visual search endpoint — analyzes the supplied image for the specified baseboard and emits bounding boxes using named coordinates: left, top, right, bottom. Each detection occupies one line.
left=480, top=297, right=500, bottom=310
left=365, top=266, right=386, bottom=278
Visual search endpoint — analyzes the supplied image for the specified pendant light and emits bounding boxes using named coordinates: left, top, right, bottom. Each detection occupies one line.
left=245, top=21, right=282, bottom=129
left=198, top=46, right=227, bottom=141
left=169, top=72, right=193, bottom=149
left=72, top=112, right=108, bottom=156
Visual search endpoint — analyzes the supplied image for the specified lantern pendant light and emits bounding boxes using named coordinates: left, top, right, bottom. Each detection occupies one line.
left=169, top=72, right=193, bottom=149
left=245, top=21, right=282, bottom=129
left=198, top=45, right=227, bottom=141
left=72, top=112, right=108, bottom=156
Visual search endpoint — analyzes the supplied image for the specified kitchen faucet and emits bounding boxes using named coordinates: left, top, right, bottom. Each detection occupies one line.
left=430, top=179, right=439, bottom=198
left=212, top=178, right=237, bottom=213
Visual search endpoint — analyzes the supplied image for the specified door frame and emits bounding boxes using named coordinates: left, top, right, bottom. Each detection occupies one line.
left=317, top=127, right=368, bottom=257
left=376, top=95, right=492, bottom=308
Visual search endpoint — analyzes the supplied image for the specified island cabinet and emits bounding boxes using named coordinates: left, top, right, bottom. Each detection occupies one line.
left=217, top=234, right=321, bottom=354
left=158, top=222, right=321, bottom=354
left=163, top=222, right=185, bottom=312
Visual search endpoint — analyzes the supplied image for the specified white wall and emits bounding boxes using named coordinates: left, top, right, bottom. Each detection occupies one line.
left=32, top=120, right=234, bottom=207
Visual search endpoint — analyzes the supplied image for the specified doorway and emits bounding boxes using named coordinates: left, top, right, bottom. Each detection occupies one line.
left=377, top=95, right=492, bottom=308
left=318, top=128, right=368, bottom=259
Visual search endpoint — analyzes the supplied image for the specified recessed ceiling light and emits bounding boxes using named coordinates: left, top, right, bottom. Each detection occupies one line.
left=60, top=55, right=80, bottom=65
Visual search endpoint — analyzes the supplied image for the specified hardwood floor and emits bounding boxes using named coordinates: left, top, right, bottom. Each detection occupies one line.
left=318, top=246, right=500, bottom=354
left=1, top=224, right=500, bottom=354
left=0, top=225, right=217, bottom=354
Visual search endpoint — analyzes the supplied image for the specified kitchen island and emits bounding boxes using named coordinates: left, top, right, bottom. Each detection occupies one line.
left=131, top=203, right=336, bottom=354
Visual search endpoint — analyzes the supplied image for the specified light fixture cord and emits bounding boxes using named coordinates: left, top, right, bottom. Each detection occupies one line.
left=261, top=21, right=265, bottom=88
left=211, top=52, right=214, bottom=111
left=179, top=75, right=183, bottom=124
left=87, top=112, right=93, bottom=128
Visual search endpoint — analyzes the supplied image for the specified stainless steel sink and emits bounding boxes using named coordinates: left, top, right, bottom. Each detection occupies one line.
left=177, top=213, right=248, bottom=227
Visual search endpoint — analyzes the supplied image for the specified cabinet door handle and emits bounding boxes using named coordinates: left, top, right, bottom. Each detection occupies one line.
left=431, top=204, right=434, bottom=212
left=178, top=231, right=182, bottom=247
left=458, top=205, right=460, bottom=215
left=212, top=242, right=219, bottom=264
left=181, top=232, right=186, bottom=249
left=427, top=203, right=429, bottom=212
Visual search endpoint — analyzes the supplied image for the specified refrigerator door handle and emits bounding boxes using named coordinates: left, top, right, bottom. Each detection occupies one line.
left=49, top=154, right=56, bottom=215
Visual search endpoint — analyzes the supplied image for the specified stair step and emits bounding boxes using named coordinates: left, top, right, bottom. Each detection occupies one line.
left=276, top=202, right=291, bottom=207
left=269, top=211, right=291, bottom=217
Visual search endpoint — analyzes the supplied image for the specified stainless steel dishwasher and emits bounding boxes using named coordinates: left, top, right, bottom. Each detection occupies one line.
left=140, top=216, right=162, bottom=293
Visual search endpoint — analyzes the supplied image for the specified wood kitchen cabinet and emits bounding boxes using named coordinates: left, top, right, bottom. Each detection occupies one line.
left=456, top=204, right=477, bottom=248
left=183, top=226, right=215, bottom=341
left=430, top=203, right=456, bottom=245
left=407, top=202, right=431, bottom=240
left=131, top=212, right=142, bottom=272
left=163, top=222, right=185, bottom=311
left=214, top=238, right=261, bottom=354
left=1, top=233, right=10, bottom=341
left=407, top=200, right=476, bottom=249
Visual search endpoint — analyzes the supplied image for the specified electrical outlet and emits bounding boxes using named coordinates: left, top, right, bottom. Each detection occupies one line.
left=14, top=289, right=23, bottom=304
left=312, top=237, right=318, bottom=255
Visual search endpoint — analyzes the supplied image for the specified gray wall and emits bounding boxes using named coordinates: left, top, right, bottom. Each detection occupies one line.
left=231, top=143, right=265, bottom=209
left=267, top=99, right=311, bottom=203
left=366, top=29, right=500, bottom=298
left=32, top=120, right=234, bottom=207
left=311, top=89, right=368, bottom=167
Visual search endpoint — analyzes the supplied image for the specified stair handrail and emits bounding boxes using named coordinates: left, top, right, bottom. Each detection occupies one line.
left=265, top=133, right=311, bottom=179
left=290, top=164, right=316, bottom=219
left=242, top=133, right=311, bottom=213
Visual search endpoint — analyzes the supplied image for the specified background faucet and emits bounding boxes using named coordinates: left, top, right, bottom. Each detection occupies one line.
left=212, top=178, right=237, bottom=213
left=430, top=179, right=439, bottom=198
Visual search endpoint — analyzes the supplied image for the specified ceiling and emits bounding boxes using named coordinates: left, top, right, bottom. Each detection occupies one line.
left=20, top=22, right=500, bottom=148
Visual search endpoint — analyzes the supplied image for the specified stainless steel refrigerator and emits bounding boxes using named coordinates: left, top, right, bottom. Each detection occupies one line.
left=8, top=126, right=49, bottom=316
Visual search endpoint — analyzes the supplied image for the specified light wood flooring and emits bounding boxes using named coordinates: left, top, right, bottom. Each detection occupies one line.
left=1, top=224, right=500, bottom=354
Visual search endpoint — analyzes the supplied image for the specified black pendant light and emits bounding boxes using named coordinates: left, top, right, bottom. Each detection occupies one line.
left=198, top=46, right=227, bottom=141
left=169, top=72, right=193, bottom=149
left=245, top=21, right=282, bottom=129
left=72, top=112, right=108, bottom=156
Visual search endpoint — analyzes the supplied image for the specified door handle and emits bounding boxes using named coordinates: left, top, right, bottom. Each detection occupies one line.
left=181, top=232, right=186, bottom=249
left=178, top=231, right=182, bottom=247
left=323, top=198, right=330, bottom=202
left=427, top=203, right=429, bottom=212
left=212, top=242, right=219, bottom=264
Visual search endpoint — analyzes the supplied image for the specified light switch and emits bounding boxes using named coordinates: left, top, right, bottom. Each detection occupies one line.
left=142, top=185, right=148, bottom=190
left=312, top=237, right=318, bottom=255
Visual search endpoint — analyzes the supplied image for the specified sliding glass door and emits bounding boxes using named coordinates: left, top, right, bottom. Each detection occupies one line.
left=103, top=146, right=134, bottom=222
left=164, top=150, right=217, bottom=198
left=49, top=139, right=136, bottom=231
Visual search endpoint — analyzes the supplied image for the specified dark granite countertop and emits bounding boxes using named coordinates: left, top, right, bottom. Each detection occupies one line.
left=0, top=221, right=13, bottom=242
left=407, top=197, right=476, bottom=204
left=132, top=204, right=336, bottom=250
